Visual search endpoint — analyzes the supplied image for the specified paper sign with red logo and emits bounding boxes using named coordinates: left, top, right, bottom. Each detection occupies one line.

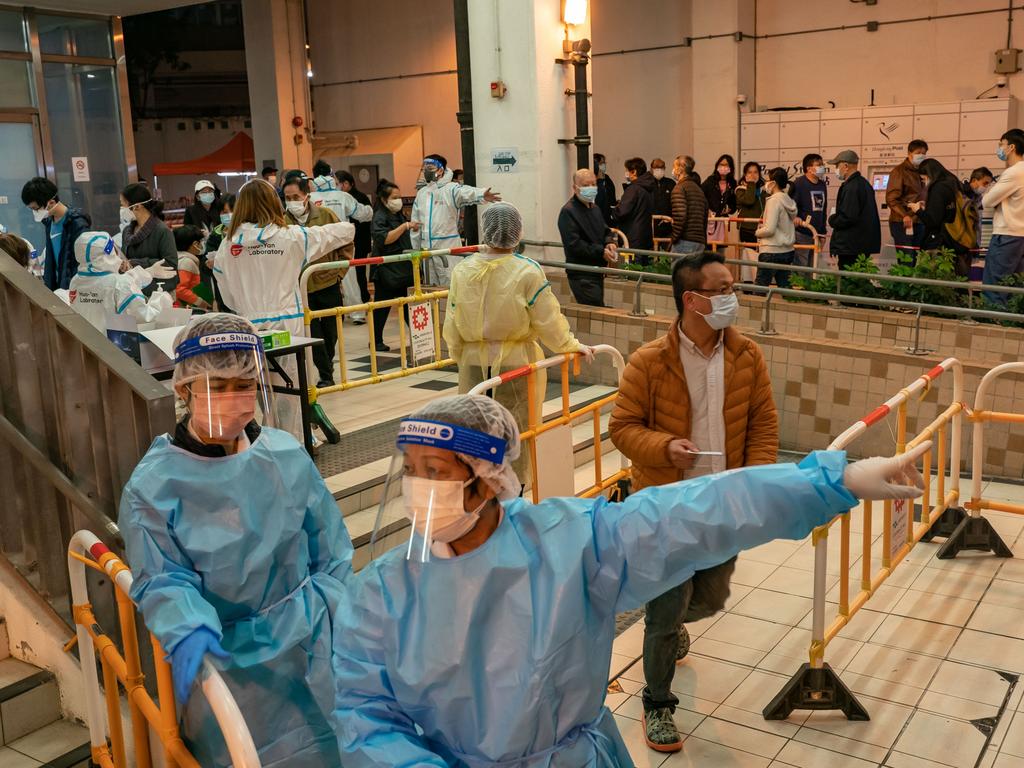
left=69, top=290, right=77, bottom=303
left=409, top=302, right=434, bottom=363
left=229, top=243, right=244, bottom=257
left=891, top=498, right=908, bottom=560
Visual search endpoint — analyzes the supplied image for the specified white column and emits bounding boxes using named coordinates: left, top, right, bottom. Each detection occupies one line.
left=468, top=0, right=593, bottom=247
left=690, top=0, right=756, bottom=169
left=242, top=0, right=313, bottom=173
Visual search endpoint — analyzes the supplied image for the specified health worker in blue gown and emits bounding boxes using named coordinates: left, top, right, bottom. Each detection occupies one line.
left=120, top=313, right=352, bottom=767
left=332, top=393, right=929, bottom=767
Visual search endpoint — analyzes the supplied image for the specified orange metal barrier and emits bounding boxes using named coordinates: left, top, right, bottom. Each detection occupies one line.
left=300, top=246, right=479, bottom=396
left=467, top=345, right=629, bottom=502
left=764, top=358, right=964, bottom=722
left=68, top=530, right=259, bottom=768
left=707, top=215, right=823, bottom=269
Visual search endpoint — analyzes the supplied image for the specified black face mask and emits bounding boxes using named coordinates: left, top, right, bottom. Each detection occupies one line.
left=424, top=169, right=438, bottom=183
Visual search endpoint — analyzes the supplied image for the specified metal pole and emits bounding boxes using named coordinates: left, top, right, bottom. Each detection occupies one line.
left=759, top=289, right=779, bottom=335
left=453, top=0, right=479, bottom=245
left=572, top=52, right=591, bottom=171
left=907, top=304, right=929, bottom=355
left=630, top=275, right=645, bottom=317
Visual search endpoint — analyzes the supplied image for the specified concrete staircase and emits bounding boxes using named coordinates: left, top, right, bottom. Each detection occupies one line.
left=0, top=619, right=90, bottom=768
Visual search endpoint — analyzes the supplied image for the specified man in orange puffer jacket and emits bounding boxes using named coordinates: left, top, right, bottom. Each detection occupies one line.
left=609, top=249, right=778, bottom=754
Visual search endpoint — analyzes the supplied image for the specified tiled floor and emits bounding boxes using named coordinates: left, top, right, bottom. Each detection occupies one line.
left=607, top=480, right=1024, bottom=768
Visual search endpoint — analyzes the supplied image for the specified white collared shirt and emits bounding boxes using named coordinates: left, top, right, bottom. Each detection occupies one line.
left=678, top=323, right=727, bottom=478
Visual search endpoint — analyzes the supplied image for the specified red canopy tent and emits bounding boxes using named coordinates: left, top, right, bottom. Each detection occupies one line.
left=152, top=131, right=255, bottom=177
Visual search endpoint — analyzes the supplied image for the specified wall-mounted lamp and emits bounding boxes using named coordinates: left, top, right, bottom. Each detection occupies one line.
left=562, top=0, right=587, bottom=26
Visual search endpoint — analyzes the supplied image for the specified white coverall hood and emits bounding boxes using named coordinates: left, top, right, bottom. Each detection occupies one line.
left=74, top=231, right=123, bottom=274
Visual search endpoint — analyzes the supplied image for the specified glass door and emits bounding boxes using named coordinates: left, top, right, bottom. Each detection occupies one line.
left=0, top=115, right=45, bottom=245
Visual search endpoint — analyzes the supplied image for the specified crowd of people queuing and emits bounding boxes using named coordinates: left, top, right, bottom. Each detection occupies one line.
left=559, top=133, right=1024, bottom=307
left=0, top=140, right=1007, bottom=767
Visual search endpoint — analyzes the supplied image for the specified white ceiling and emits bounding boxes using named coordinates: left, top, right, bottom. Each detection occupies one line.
left=28, top=0, right=209, bottom=16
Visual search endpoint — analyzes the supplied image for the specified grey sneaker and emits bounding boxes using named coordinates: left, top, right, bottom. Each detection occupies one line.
left=676, top=625, right=691, bottom=663
left=643, top=706, right=683, bottom=752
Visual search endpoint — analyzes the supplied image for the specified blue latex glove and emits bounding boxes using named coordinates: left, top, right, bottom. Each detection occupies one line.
left=168, top=627, right=230, bottom=704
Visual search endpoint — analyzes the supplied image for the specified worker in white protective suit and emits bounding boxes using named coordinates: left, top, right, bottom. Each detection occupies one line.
left=68, top=230, right=174, bottom=331
left=411, top=154, right=501, bottom=286
left=309, top=161, right=373, bottom=324
left=443, top=202, right=590, bottom=483
left=215, top=178, right=355, bottom=439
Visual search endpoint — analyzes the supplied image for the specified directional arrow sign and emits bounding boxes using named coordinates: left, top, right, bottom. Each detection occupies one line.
left=490, top=147, right=519, bottom=173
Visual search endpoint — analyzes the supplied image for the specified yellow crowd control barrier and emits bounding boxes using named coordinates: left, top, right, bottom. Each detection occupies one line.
left=299, top=246, right=479, bottom=396
left=68, top=530, right=259, bottom=768
left=763, top=358, right=964, bottom=722
left=467, top=345, right=629, bottom=503
left=937, top=361, right=1024, bottom=558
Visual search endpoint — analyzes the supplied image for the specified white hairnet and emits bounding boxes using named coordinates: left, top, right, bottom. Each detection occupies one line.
left=408, top=394, right=522, bottom=500
left=481, top=202, right=523, bottom=250
left=172, top=313, right=263, bottom=387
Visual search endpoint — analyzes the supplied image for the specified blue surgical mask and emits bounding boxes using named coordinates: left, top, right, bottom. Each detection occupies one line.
left=220, top=213, right=232, bottom=227
left=997, top=145, right=1008, bottom=162
left=199, top=192, right=215, bottom=205
left=578, top=186, right=599, bottom=204
left=814, top=165, right=826, bottom=178
left=911, top=153, right=926, bottom=167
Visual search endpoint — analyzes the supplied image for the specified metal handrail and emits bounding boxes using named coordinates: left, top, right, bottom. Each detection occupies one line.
left=520, top=239, right=1024, bottom=298
left=517, top=254, right=1024, bottom=329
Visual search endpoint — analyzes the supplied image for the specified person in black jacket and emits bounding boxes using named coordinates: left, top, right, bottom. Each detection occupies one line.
left=650, top=158, right=676, bottom=243
left=370, top=179, right=417, bottom=352
left=558, top=169, right=618, bottom=307
left=336, top=170, right=373, bottom=305
left=910, top=158, right=970, bottom=276
left=613, top=157, right=656, bottom=257
left=701, top=154, right=738, bottom=217
left=827, top=150, right=880, bottom=269
left=21, top=176, right=91, bottom=291
left=183, top=179, right=220, bottom=232
left=593, top=153, right=617, bottom=226
left=120, top=182, right=178, bottom=295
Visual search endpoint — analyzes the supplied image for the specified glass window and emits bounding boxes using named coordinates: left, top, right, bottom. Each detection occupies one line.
left=0, top=59, right=35, bottom=108
left=0, top=9, right=28, bottom=52
left=43, top=64, right=125, bottom=230
left=38, top=15, right=112, bottom=59
left=0, top=122, right=42, bottom=243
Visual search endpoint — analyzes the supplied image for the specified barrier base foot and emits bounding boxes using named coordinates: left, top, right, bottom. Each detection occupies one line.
left=311, top=403, right=341, bottom=445
left=921, top=506, right=968, bottom=543
left=762, top=663, right=869, bottom=722
left=936, top=514, right=1013, bottom=559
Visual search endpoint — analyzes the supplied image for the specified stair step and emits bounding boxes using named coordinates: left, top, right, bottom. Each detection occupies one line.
left=0, top=658, right=61, bottom=746
left=2, top=719, right=91, bottom=767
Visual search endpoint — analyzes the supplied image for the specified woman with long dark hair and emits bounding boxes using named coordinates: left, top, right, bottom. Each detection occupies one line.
left=369, top=179, right=417, bottom=352
left=120, top=182, right=178, bottom=294
left=909, top=158, right=970, bottom=276
left=701, top=153, right=738, bottom=217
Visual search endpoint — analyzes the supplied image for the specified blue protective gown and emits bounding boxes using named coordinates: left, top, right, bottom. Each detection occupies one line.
left=121, top=427, right=352, bottom=767
left=332, top=451, right=858, bottom=767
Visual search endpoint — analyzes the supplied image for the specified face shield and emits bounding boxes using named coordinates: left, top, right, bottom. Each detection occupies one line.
left=372, top=418, right=510, bottom=563
left=172, top=318, right=276, bottom=443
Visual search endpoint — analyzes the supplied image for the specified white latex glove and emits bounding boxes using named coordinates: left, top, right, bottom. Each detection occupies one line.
left=577, top=345, right=596, bottom=361
left=146, top=259, right=175, bottom=281
left=843, top=441, right=930, bottom=500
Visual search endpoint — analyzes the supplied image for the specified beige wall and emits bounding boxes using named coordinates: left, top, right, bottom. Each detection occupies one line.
left=302, top=1, right=1024, bottom=189
left=755, top=0, right=1024, bottom=109
left=590, top=0, right=693, bottom=180
left=307, top=0, right=462, bottom=169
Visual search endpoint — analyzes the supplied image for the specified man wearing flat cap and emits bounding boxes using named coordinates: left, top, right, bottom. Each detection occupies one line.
left=827, top=149, right=880, bottom=270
